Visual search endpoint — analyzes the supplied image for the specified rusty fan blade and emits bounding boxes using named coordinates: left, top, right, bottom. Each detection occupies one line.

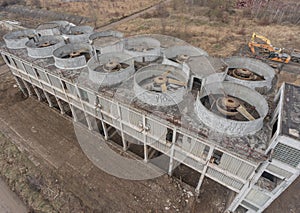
left=161, top=70, right=171, bottom=78
left=69, top=49, right=87, bottom=58
left=168, top=78, right=187, bottom=86
left=161, top=83, right=167, bottom=93
left=237, top=105, right=255, bottom=121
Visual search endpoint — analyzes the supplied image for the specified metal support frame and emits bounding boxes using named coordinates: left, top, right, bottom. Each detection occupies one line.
left=56, top=98, right=65, bottom=114
left=168, top=127, right=177, bottom=175
left=142, top=114, right=148, bottom=163
left=13, top=76, right=27, bottom=96
left=70, top=104, right=78, bottom=122
left=117, top=102, right=127, bottom=151
left=93, top=94, right=109, bottom=140
left=226, top=161, right=270, bottom=212
left=22, top=79, right=33, bottom=96
left=195, top=145, right=214, bottom=195
left=43, top=90, right=53, bottom=107
left=75, top=84, right=93, bottom=131
left=32, top=86, right=42, bottom=101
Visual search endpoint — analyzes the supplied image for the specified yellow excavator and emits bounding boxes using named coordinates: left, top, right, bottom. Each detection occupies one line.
left=248, top=33, right=291, bottom=63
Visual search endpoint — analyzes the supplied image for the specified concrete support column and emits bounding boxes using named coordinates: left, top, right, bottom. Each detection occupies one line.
left=195, top=146, right=214, bottom=195
left=70, top=105, right=78, bottom=122
left=33, top=86, right=42, bottom=101
left=122, top=138, right=128, bottom=151
left=56, top=98, right=65, bottom=115
left=85, top=114, right=93, bottom=131
left=117, top=102, right=127, bottom=151
left=95, top=107, right=108, bottom=140
left=43, top=91, right=53, bottom=107
left=102, top=121, right=108, bottom=140
left=143, top=144, right=148, bottom=163
left=22, top=80, right=33, bottom=96
left=13, top=76, right=27, bottom=96
left=143, top=115, right=148, bottom=163
left=168, top=128, right=177, bottom=175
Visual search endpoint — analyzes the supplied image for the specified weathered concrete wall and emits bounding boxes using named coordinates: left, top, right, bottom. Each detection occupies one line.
left=26, top=36, right=65, bottom=58
left=134, top=64, right=187, bottom=106
left=53, top=43, right=92, bottom=69
left=124, top=37, right=161, bottom=62
left=88, top=52, right=134, bottom=86
left=63, top=26, right=94, bottom=43
left=163, top=45, right=208, bottom=59
left=195, top=82, right=268, bottom=136
left=89, top=31, right=124, bottom=53
left=3, top=29, right=36, bottom=49
left=225, top=57, right=275, bottom=93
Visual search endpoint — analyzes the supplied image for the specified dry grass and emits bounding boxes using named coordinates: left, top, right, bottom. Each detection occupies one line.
left=19, top=0, right=300, bottom=53
left=115, top=2, right=300, bottom=57
left=25, top=0, right=161, bottom=27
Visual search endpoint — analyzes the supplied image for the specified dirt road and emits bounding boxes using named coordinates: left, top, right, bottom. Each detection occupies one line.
left=0, top=178, right=27, bottom=213
left=96, top=0, right=172, bottom=32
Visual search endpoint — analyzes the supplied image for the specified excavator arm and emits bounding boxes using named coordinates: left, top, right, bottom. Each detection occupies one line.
left=250, top=32, right=271, bottom=45
left=248, top=32, right=282, bottom=54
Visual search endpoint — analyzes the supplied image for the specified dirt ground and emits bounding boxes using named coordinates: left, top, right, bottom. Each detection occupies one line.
left=0, top=177, right=27, bottom=212
left=113, top=1, right=300, bottom=58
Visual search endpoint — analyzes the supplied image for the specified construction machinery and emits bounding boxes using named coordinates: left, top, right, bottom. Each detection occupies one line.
left=291, top=49, right=300, bottom=63
left=248, top=33, right=281, bottom=54
left=268, top=52, right=291, bottom=63
left=248, top=33, right=291, bottom=63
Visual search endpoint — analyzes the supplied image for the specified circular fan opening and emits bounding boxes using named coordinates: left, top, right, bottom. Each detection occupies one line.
left=228, top=68, right=265, bottom=81
left=139, top=70, right=187, bottom=93
left=201, top=94, right=260, bottom=121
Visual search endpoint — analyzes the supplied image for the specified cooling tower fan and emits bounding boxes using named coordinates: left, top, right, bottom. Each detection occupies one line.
left=53, top=43, right=92, bottom=69
left=25, top=35, right=65, bottom=58
left=164, top=45, right=208, bottom=64
left=195, top=82, right=269, bottom=136
left=87, top=52, right=134, bottom=86
left=134, top=64, right=188, bottom=106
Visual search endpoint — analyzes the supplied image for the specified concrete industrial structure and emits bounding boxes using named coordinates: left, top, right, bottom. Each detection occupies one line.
left=1, top=21, right=299, bottom=213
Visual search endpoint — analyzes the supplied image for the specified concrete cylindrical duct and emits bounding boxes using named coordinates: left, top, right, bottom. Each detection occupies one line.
left=225, top=57, right=275, bottom=93
left=62, top=25, right=94, bottom=43
left=87, top=52, right=134, bottom=86
left=26, top=35, right=65, bottom=58
left=53, top=43, right=92, bottom=69
left=3, top=29, right=37, bottom=49
left=124, top=36, right=161, bottom=62
left=134, top=64, right=187, bottom=106
left=89, top=31, right=124, bottom=54
left=195, top=82, right=269, bottom=136
left=163, top=45, right=208, bottom=63
left=36, top=21, right=74, bottom=36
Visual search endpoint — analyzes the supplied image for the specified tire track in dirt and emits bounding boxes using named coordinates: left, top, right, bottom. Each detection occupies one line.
left=96, top=0, right=172, bottom=31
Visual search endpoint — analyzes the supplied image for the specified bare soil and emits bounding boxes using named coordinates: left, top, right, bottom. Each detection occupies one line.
left=0, top=177, right=27, bottom=213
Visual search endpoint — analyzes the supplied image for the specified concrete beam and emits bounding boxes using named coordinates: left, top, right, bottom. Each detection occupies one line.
left=33, top=86, right=42, bottom=101
left=13, top=76, right=27, bottom=97
left=22, top=80, right=33, bottom=96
